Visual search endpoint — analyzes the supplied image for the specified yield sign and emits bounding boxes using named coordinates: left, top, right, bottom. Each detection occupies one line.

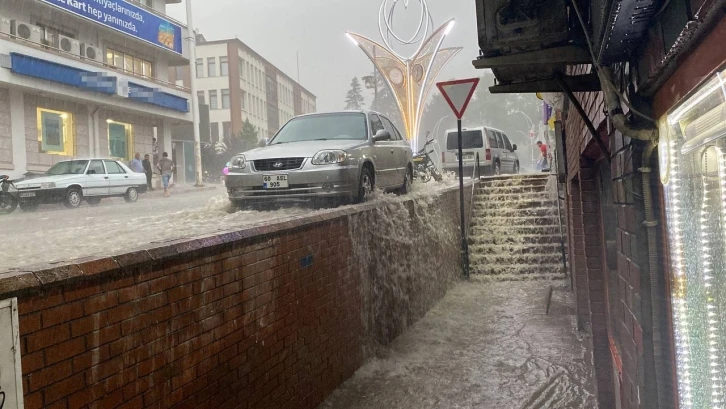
left=436, top=78, right=480, bottom=120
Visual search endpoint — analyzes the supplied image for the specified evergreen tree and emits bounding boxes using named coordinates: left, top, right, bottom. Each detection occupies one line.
left=344, top=77, right=365, bottom=110
left=239, top=119, right=259, bottom=152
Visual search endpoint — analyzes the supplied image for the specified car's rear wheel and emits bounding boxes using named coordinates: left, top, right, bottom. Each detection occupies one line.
left=513, top=162, right=520, bottom=174
left=87, top=197, right=102, bottom=206
left=64, top=188, right=83, bottom=209
left=494, top=161, right=501, bottom=176
left=355, top=166, right=374, bottom=203
left=124, top=187, right=139, bottom=203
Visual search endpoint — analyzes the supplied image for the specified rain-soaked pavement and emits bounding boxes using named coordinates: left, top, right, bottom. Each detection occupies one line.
left=319, top=279, right=598, bottom=409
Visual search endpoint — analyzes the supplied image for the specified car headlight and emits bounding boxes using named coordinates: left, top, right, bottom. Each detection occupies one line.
left=230, top=155, right=246, bottom=169
left=41, top=182, right=56, bottom=189
left=312, top=150, right=347, bottom=165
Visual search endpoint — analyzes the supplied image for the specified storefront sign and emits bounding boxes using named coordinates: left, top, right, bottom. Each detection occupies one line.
left=38, top=0, right=183, bottom=55
left=0, top=298, right=24, bottom=409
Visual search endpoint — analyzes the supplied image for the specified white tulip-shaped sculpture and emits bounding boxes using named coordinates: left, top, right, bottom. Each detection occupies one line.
left=346, top=0, right=461, bottom=151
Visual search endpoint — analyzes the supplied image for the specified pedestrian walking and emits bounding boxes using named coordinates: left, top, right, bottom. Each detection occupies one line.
left=157, top=152, right=175, bottom=197
left=142, top=154, right=154, bottom=191
left=536, top=141, right=549, bottom=171
left=129, top=152, right=144, bottom=173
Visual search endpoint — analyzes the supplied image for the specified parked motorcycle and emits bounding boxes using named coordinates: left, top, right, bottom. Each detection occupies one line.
left=413, top=137, right=443, bottom=183
left=0, top=175, right=18, bottom=215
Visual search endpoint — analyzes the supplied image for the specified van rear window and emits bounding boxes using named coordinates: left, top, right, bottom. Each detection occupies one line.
left=447, top=130, right=484, bottom=150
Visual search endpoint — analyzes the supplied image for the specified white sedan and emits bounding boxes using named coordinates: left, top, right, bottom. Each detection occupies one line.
left=14, top=159, right=147, bottom=211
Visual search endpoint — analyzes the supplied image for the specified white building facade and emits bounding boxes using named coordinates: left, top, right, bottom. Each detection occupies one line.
left=0, top=0, right=192, bottom=179
left=171, top=37, right=315, bottom=142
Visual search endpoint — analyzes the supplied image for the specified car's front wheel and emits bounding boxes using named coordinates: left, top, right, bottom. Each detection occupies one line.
left=64, top=188, right=83, bottom=209
left=355, top=166, right=374, bottom=203
left=124, top=187, right=139, bottom=203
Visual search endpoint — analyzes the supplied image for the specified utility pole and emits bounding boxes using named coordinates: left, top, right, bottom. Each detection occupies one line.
left=186, top=0, right=204, bottom=187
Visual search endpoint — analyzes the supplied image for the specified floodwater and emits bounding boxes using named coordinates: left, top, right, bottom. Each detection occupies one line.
left=318, top=279, right=598, bottom=409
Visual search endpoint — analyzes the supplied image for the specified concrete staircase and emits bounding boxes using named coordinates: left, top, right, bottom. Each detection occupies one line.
left=469, top=174, right=567, bottom=281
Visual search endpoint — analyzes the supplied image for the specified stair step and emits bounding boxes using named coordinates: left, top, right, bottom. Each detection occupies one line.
left=473, top=207, right=559, bottom=219
left=470, top=263, right=565, bottom=277
left=471, top=272, right=568, bottom=282
left=480, top=177, right=552, bottom=188
left=477, top=186, right=549, bottom=195
left=474, top=192, right=549, bottom=201
left=471, top=215, right=562, bottom=227
left=470, top=225, right=563, bottom=236
left=473, top=199, right=558, bottom=210
left=469, top=233, right=565, bottom=245
left=471, top=253, right=563, bottom=265
left=469, top=243, right=562, bottom=255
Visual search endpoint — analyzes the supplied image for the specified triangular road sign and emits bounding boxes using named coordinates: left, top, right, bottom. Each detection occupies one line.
left=436, top=78, right=480, bottom=120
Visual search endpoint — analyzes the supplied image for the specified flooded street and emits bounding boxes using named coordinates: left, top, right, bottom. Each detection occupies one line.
left=319, top=279, right=597, bottom=409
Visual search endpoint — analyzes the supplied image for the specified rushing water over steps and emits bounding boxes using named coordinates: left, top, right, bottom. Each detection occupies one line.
left=469, top=174, right=567, bottom=280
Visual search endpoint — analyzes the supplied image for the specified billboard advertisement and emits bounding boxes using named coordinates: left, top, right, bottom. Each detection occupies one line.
left=39, top=0, right=183, bottom=55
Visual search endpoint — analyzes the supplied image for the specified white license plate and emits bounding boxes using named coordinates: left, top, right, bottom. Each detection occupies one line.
left=263, top=175, right=288, bottom=189
left=19, top=192, right=36, bottom=198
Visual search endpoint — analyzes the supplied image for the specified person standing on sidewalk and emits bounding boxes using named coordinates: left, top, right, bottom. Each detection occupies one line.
left=142, top=154, right=154, bottom=191
left=129, top=153, right=144, bottom=173
left=157, top=152, right=175, bottom=197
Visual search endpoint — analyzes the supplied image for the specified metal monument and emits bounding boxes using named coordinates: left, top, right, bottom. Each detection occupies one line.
left=346, top=0, right=462, bottom=151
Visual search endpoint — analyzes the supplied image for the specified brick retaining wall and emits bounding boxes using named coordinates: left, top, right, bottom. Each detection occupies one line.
left=0, top=186, right=468, bottom=409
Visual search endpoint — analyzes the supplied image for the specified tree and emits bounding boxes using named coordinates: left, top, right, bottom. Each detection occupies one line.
left=239, top=119, right=259, bottom=152
left=344, top=77, right=365, bottom=110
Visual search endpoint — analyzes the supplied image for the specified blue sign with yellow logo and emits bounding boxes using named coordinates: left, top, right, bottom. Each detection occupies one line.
left=39, top=0, right=183, bottom=55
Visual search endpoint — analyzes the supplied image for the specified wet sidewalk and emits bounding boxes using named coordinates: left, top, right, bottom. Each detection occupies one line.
left=319, top=279, right=598, bottom=409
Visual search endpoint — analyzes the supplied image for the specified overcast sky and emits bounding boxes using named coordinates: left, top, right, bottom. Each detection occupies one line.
left=167, top=0, right=485, bottom=112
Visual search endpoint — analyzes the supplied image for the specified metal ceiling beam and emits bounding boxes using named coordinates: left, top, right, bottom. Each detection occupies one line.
left=472, top=45, right=591, bottom=69
left=488, top=73, right=601, bottom=94
left=555, top=74, right=611, bottom=163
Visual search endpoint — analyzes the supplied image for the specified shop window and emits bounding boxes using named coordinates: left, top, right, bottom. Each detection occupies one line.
left=107, top=120, right=134, bottom=160
left=662, top=67, right=726, bottom=408
left=37, top=108, right=73, bottom=156
left=106, top=48, right=153, bottom=78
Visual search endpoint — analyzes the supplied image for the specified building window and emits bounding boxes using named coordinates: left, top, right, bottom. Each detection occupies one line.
left=37, top=108, right=73, bottom=156
left=223, top=122, right=231, bottom=138
left=246, top=62, right=251, bottom=82
left=209, top=90, right=218, bottom=110
left=241, top=91, right=247, bottom=111
left=197, top=91, right=205, bottom=106
left=239, top=58, right=245, bottom=78
left=210, top=122, right=219, bottom=141
left=106, top=48, right=152, bottom=77
left=220, top=57, right=229, bottom=76
left=221, top=89, right=230, bottom=110
left=195, top=58, right=203, bottom=78
left=207, top=57, right=217, bottom=77
left=107, top=120, right=134, bottom=160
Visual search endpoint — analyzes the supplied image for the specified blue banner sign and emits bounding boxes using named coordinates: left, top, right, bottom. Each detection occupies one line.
left=39, top=0, right=183, bottom=55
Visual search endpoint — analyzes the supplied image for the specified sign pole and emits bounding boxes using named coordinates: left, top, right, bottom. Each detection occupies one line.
left=436, top=77, right=479, bottom=279
left=457, top=118, right=470, bottom=279
left=186, top=0, right=204, bottom=187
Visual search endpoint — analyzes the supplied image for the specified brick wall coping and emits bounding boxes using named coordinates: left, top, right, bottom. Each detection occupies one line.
left=0, top=184, right=467, bottom=300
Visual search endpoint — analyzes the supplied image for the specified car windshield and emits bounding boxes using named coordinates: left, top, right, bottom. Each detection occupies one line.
left=270, top=113, right=368, bottom=144
left=45, top=160, right=89, bottom=175
left=447, top=131, right=484, bottom=150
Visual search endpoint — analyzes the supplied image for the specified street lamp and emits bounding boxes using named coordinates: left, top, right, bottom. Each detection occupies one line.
left=186, top=0, right=203, bottom=187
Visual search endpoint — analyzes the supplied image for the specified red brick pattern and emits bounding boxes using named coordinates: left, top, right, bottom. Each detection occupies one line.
left=11, top=188, right=465, bottom=409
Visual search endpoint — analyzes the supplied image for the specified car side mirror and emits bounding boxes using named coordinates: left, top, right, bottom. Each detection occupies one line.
left=258, top=138, right=269, bottom=148
left=512, top=144, right=518, bottom=151
left=373, top=130, right=391, bottom=142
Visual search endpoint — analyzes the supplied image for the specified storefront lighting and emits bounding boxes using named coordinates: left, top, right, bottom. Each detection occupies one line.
left=670, top=78, right=723, bottom=124
left=106, top=119, right=114, bottom=124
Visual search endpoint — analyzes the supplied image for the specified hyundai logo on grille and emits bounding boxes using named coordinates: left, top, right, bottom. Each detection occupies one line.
left=273, top=162, right=284, bottom=168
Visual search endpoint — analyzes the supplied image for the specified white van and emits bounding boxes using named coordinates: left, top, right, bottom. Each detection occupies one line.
left=441, top=126, right=520, bottom=176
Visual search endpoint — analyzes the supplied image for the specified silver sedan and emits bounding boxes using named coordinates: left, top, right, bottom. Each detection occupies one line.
left=225, top=111, right=413, bottom=204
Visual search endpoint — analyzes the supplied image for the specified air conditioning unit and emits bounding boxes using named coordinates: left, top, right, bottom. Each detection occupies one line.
left=55, top=34, right=80, bottom=55
left=0, top=18, right=11, bottom=36
left=81, top=44, right=102, bottom=62
left=11, top=20, right=43, bottom=44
